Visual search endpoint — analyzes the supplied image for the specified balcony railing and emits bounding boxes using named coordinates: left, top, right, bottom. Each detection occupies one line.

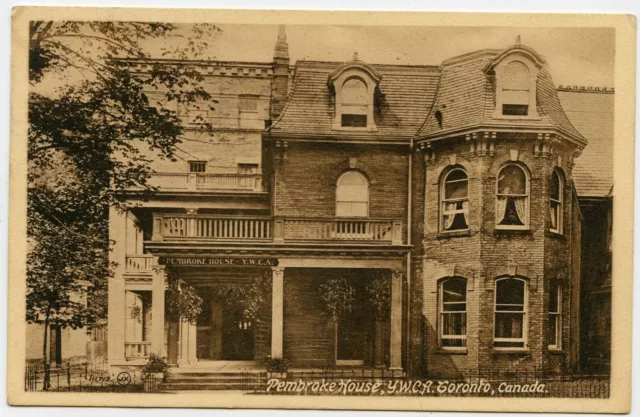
left=125, top=254, right=155, bottom=272
left=146, top=172, right=263, bottom=192
left=152, top=214, right=403, bottom=245
left=125, top=341, right=151, bottom=359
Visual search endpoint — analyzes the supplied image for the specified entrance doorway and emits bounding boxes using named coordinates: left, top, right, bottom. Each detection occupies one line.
left=196, top=291, right=254, bottom=361
left=336, top=309, right=367, bottom=365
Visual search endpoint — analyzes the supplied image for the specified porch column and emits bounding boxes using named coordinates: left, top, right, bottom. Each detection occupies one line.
left=271, top=267, right=285, bottom=357
left=178, top=319, right=198, bottom=365
left=151, top=265, right=166, bottom=356
left=107, top=207, right=126, bottom=364
left=390, top=270, right=403, bottom=370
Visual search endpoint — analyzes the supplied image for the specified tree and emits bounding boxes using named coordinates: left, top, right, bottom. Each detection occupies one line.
left=26, top=21, right=219, bottom=389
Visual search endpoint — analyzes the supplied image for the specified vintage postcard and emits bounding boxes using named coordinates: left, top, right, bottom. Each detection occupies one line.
left=7, top=7, right=635, bottom=413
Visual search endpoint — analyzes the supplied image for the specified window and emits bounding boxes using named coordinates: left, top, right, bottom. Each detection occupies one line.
left=336, top=171, right=369, bottom=217
left=340, top=78, right=369, bottom=128
left=501, top=61, right=530, bottom=116
left=189, top=161, right=206, bottom=173
left=239, top=95, right=258, bottom=112
left=238, top=163, right=259, bottom=175
left=550, top=170, right=563, bottom=233
left=548, top=281, right=562, bottom=350
left=441, top=168, right=469, bottom=231
left=494, top=277, right=527, bottom=348
left=496, top=164, right=529, bottom=229
left=439, top=278, right=467, bottom=348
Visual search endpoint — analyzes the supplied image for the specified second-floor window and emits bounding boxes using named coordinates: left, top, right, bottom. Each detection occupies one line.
left=189, top=161, right=206, bottom=173
left=496, top=164, right=529, bottom=229
left=336, top=171, right=369, bottom=217
left=441, top=168, right=469, bottom=231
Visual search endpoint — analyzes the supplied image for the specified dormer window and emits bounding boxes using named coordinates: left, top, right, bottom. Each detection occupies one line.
left=488, top=46, right=543, bottom=120
left=501, top=62, right=530, bottom=116
left=328, top=59, right=381, bottom=131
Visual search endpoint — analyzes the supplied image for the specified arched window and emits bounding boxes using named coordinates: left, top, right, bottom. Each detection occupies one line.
left=439, top=277, right=467, bottom=348
left=496, top=164, right=529, bottom=229
left=336, top=171, right=369, bottom=217
left=494, top=277, right=528, bottom=349
left=502, top=61, right=530, bottom=116
left=341, top=78, right=368, bottom=127
left=550, top=170, right=563, bottom=234
left=441, top=168, right=469, bottom=232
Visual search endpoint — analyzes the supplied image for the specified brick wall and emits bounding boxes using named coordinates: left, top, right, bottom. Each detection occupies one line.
left=273, top=142, right=409, bottom=222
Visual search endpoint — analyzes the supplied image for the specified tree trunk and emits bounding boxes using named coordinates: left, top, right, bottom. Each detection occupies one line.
left=42, top=314, right=50, bottom=391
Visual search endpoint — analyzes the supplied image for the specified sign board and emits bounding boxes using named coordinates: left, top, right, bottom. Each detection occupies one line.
left=158, top=256, right=279, bottom=267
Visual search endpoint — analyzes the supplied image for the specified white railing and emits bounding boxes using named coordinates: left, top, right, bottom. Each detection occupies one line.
left=124, top=341, right=151, bottom=359
left=281, top=218, right=401, bottom=243
left=154, top=215, right=272, bottom=240
left=146, top=172, right=262, bottom=192
left=152, top=214, right=403, bottom=245
left=125, top=255, right=155, bottom=272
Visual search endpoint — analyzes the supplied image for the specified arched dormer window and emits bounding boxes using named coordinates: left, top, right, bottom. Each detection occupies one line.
left=550, top=170, right=563, bottom=234
left=496, top=163, right=530, bottom=230
left=441, top=168, right=469, bottom=232
left=328, top=60, right=381, bottom=131
left=336, top=171, right=369, bottom=217
left=489, top=49, right=542, bottom=119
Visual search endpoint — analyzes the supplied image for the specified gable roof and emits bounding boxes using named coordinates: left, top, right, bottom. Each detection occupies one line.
left=557, top=88, right=614, bottom=197
left=268, top=60, right=440, bottom=141
left=416, top=47, right=586, bottom=146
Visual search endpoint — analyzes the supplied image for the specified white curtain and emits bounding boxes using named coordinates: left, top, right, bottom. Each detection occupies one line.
left=514, top=197, right=527, bottom=224
left=495, top=197, right=508, bottom=224
left=443, top=202, right=457, bottom=230
left=462, top=200, right=469, bottom=226
left=550, top=205, right=558, bottom=229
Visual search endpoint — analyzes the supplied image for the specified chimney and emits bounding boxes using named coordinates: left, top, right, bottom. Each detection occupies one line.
left=270, top=25, right=290, bottom=121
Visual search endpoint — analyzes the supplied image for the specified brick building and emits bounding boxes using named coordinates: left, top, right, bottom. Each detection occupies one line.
left=106, top=27, right=612, bottom=379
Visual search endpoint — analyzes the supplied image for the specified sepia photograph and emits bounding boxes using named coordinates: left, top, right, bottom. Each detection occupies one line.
left=7, top=7, right=635, bottom=413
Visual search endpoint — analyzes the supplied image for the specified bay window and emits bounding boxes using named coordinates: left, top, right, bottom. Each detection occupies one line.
left=548, top=281, right=562, bottom=350
left=439, top=277, right=467, bottom=348
left=496, top=164, right=529, bottom=229
left=441, top=168, right=469, bottom=231
left=494, top=277, right=528, bottom=349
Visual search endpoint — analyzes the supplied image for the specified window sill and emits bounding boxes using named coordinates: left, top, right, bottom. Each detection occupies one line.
left=548, top=348, right=566, bottom=355
left=494, top=228, right=532, bottom=236
left=492, top=348, right=530, bottom=356
left=435, top=348, right=468, bottom=355
left=437, top=229, right=471, bottom=239
left=547, top=230, right=565, bottom=240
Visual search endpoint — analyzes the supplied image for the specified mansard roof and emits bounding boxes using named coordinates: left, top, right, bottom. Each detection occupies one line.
left=558, top=86, right=614, bottom=198
left=268, top=60, right=440, bottom=141
left=416, top=47, right=587, bottom=147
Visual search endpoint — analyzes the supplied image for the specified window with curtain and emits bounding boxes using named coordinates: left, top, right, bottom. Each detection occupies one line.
left=548, top=281, right=562, bottom=349
left=336, top=171, right=369, bottom=217
left=441, top=168, right=469, bottom=231
left=494, top=277, right=527, bottom=348
left=439, top=277, right=467, bottom=348
left=502, top=61, right=530, bottom=116
left=496, top=164, right=529, bottom=229
left=550, top=170, right=563, bottom=233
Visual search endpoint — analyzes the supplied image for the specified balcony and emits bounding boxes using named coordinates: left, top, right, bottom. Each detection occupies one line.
left=125, top=254, right=155, bottom=273
left=146, top=172, right=263, bottom=192
left=151, top=214, right=403, bottom=245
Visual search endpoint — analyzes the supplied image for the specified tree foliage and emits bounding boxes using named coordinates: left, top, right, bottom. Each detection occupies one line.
left=26, top=21, right=219, bottom=376
left=214, top=272, right=273, bottom=323
left=165, top=280, right=203, bottom=324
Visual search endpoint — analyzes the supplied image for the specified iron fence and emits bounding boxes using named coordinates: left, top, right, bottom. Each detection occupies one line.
left=24, top=361, right=163, bottom=393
